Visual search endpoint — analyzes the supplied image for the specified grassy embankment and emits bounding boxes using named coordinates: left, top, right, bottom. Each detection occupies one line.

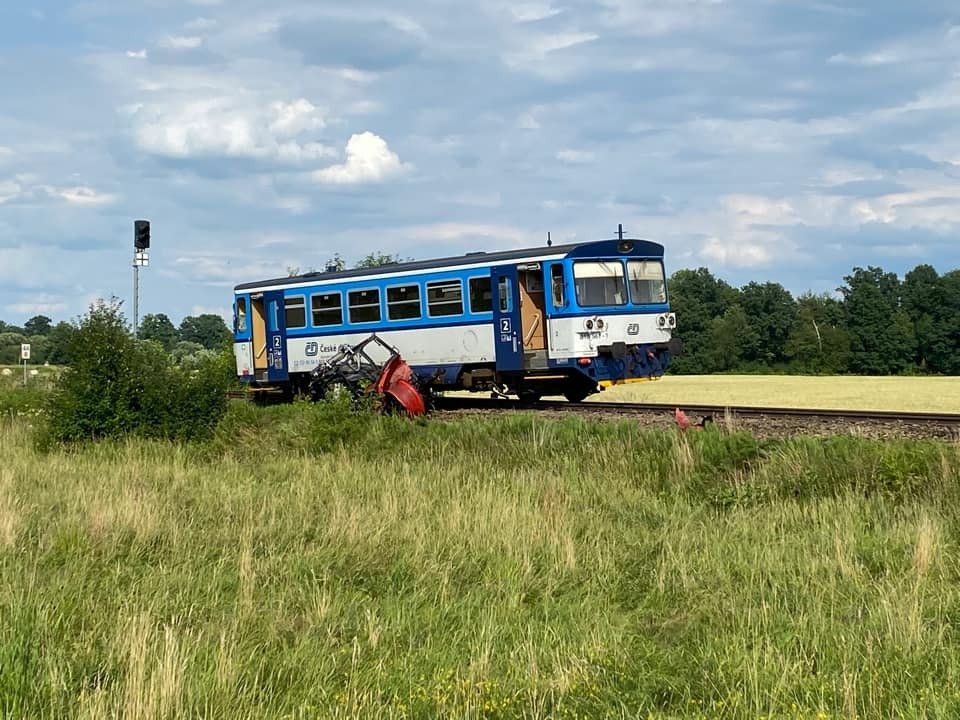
left=591, top=375, right=960, bottom=413
left=2, top=395, right=960, bottom=719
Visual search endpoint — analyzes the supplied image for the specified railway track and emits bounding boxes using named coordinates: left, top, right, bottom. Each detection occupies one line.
left=432, top=396, right=960, bottom=440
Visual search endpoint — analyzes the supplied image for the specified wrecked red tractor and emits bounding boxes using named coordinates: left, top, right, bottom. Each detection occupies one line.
left=307, top=335, right=427, bottom=416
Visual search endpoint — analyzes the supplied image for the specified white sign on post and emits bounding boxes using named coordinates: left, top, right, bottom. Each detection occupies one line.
left=20, top=344, right=30, bottom=361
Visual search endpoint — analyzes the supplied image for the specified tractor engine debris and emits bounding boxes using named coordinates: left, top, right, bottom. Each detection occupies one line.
left=307, top=334, right=427, bottom=416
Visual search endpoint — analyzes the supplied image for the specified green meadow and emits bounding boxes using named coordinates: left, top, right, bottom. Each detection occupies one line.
left=2, top=396, right=960, bottom=718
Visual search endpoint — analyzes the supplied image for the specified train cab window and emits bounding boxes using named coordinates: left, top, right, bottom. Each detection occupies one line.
left=573, top=261, right=627, bottom=307
left=627, top=260, right=667, bottom=304
left=427, top=280, right=463, bottom=317
left=311, top=292, right=342, bottom=326
left=498, top=277, right=512, bottom=312
left=285, top=296, right=307, bottom=329
left=348, top=289, right=381, bottom=324
left=550, top=265, right=566, bottom=307
left=236, top=297, right=248, bottom=332
left=387, top=285, right=421, bottom=320
left=468, top=277, right=492, bottom=313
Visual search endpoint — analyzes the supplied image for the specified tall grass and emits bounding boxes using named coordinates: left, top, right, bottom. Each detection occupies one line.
left=1, top=405, right=959, bottom=718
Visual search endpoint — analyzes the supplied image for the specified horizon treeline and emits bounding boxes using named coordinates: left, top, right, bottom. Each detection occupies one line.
left=0, top=312, right=231, bottom=365
left=1, top=260, right=958, bottom=376
left=670, top=262, right=960, bottom=375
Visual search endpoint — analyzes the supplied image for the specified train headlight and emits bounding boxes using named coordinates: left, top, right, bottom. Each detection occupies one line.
left=667, top=314, right=677, bottom=328
left=657, top=315, right=667, bottom=328
left=596, top=318, right=605, bottom=330
left=585, top=319, right=594, bottom=331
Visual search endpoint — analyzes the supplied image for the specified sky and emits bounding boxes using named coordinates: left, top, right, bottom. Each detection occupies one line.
left=1, top=0, right=959, bottom=326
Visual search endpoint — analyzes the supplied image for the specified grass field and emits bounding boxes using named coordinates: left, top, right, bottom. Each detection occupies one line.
left=2, top=402, right=960, bottom=718
left=591, top=375, right=960, bottom=413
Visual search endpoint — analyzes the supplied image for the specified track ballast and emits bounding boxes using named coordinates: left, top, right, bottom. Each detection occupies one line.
left=432, top=396, right=960, bottom=440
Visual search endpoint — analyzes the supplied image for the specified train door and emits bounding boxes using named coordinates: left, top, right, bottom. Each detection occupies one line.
left=517, top=263, right=546, bottom=352
left=263, top=290, right=289, bottom=383
left=491, top=265, right=523, bottom=372
left=250, top=294, right=268, bottom=378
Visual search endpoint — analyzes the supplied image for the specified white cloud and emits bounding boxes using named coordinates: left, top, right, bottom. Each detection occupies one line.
left=313, top=132, right=407, bottom=185
left=133, top=97, right=333, bottom=163
left=158, top=35, right=204, bottom=50
left=184, top=17, right=218, bottom=32
left=517, top=112, right=540, bottom=130
left=269, top=99, right=325, bottom=137
left=7, top=296, right=68, bottom=316
left=700, top=237, right=772, bottom=267
left=126, top=49, right=147, bottom=59
left=510, top=3, right=562, bottom=22
left=407, top=222, right=528, bottom=245
left=0, top=180, right=22, bottom=204
left=56, top=186, right=117, bottom=206
left=556, top=149, right=594, bottom=164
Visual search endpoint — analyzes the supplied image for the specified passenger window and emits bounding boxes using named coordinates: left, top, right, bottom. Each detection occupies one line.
left=387, top=285, right=421, bottom=320
left=469, top=277, right=492, bottom=313
left=550, top=266, right=565, bottom=307
left=285, top=296, right=306, bottom=329
left=498, top=277, right=512, bottom=312
left=311, top=292, right=342, bottom=326
left=348, top=288, right=381, bottom=323
left=427, top=280, right=463, bottom=317
left=236, top=297, right=248, bottom=332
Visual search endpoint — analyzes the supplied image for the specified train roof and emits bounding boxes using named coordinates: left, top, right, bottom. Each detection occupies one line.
left=234, top=237, right=664, bottom=293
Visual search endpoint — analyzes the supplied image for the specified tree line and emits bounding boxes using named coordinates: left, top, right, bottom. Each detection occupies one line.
left=3, top=258, right=957, bottom=375
left=670, top=263, right=960, bottom=375
left=0, top=312, right=231, bottom=365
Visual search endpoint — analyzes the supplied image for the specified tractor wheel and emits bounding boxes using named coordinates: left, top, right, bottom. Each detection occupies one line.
left=517, top=389, right=542, bottom=405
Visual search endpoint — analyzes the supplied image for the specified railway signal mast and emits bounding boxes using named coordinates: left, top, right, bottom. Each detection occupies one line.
left=133, top=220, right=150, bottom=338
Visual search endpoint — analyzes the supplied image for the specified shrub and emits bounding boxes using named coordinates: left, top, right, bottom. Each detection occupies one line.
left=40, top=301, right=235, bottom=446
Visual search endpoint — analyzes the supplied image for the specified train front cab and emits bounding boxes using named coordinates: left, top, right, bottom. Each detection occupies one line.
left=491, top=239, right=678, bottom=401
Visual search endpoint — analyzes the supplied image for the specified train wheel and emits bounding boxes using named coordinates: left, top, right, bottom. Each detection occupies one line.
left=563, top=387, right=591, bottom=403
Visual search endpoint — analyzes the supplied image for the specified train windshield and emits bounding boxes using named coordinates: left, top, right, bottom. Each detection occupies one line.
left=573, top=261, right=627, bottom=306
left=627, top=260, right=666, bottom=304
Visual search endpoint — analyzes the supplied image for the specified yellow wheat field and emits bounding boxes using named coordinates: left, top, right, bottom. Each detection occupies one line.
left=588, top=375, right=960, bottom=413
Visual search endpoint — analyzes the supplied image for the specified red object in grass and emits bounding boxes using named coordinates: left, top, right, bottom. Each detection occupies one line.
left=375, top=354, right=427, bottom=416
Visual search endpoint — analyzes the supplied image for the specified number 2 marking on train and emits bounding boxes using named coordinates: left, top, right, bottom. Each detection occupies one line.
left=500, top=319, right=511, bottom=333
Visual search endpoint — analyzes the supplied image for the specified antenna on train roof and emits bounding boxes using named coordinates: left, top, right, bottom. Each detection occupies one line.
left=618, top=223, right=624, bottom=241
left=547, top=231, right=552, bottom=247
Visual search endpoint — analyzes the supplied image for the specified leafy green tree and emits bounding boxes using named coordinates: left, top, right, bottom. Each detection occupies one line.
left=785, top=294, right=850, bottom=373
left=0, top=332, right=28, bottom=364
left=900, top=264, right=952, bottom=373
left=706, top=305, right=754, bottom=372
left=737, top=282, right=798, bottom=366
left=42, top=300, right=234, bottom=445
left=355, top=252, right=408, bottom=269
left=841, top=266, right=915, bottom=374
left=179, top=314, right=231, bottom=350
left=139, top=313, right=180, bottom=350
left=45, top=322, right=77, bottom=366
left=24, top=315, right=53, bottom=336
left=936, top=270, right=960, bottom=374
left=667, top=268, right=740, bottom=373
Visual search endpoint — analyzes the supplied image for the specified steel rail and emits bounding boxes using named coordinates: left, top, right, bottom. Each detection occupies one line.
left=432, top=396, right=960, bottom=425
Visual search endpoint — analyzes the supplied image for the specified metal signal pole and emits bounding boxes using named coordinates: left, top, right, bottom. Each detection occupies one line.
left=133, top=220, right=150, bottom=338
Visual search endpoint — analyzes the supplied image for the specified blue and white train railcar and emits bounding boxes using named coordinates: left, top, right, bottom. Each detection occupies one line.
left=231, top=236, right=680, bottom=402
